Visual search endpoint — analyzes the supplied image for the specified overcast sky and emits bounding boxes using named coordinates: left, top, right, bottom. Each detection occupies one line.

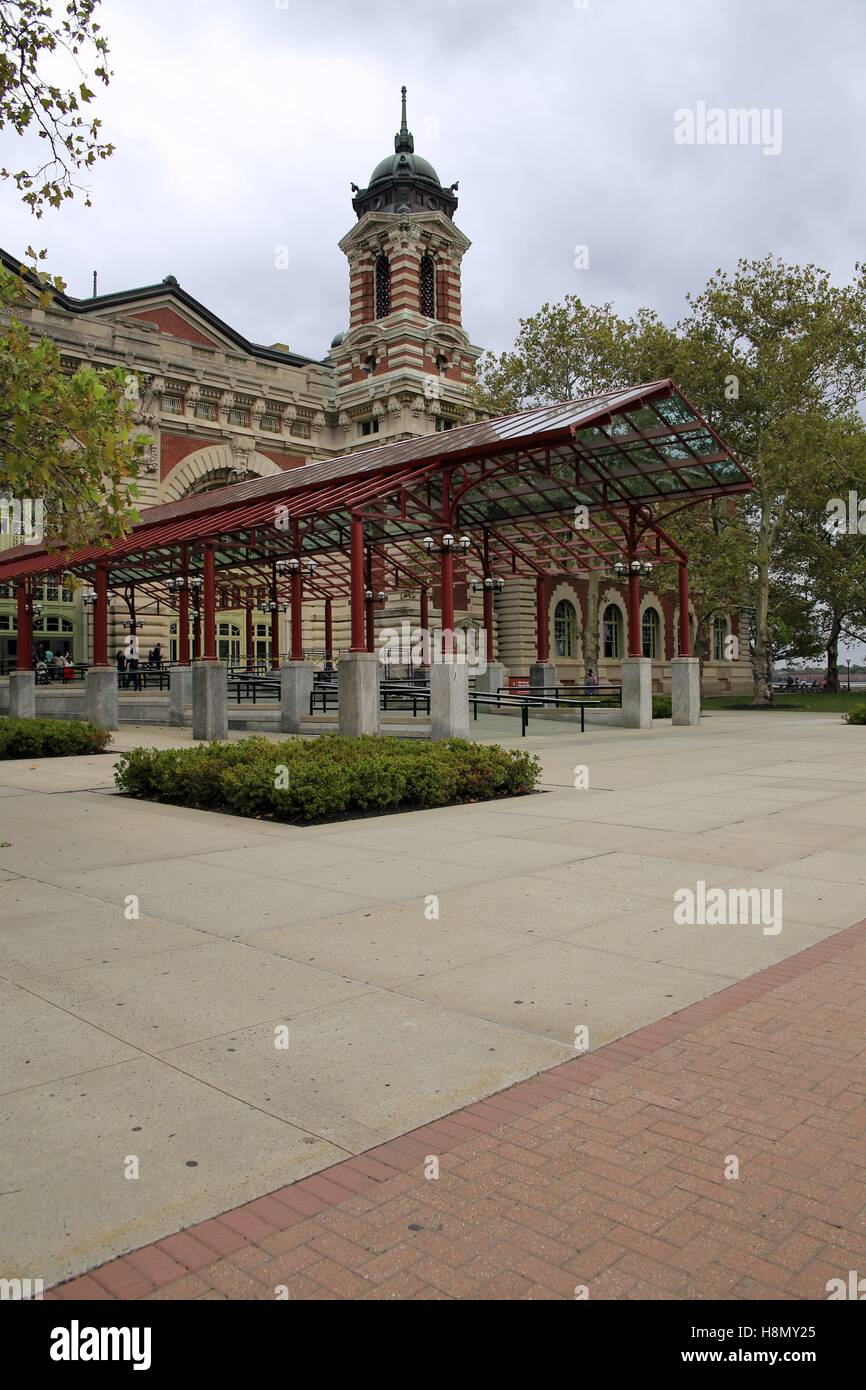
left=1, top=0, right=864, bottom=364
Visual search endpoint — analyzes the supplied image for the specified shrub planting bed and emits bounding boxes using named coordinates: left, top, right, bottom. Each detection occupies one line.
left=114, top=734, right=542, bottom=823
left=0, top=716, right=111, bottom=759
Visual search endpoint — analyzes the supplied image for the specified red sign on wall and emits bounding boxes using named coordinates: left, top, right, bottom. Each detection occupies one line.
left=508, top=675, right=530, bottom=691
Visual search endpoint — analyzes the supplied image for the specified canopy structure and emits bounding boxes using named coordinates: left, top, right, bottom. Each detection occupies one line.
left=1, top=379, right=751, bottom=669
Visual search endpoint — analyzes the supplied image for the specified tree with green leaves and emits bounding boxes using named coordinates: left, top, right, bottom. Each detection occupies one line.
left=0, top=264, right=144, bottom=550
left=0, top=4, right=142, bottom=552
left=0, top=0, right=113, bottom=215
left=476, top=258, right=866, bottom=704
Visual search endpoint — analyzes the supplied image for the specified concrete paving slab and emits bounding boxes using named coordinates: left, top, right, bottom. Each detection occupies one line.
left=237, top=901, right=530, bottom=989
left=0, top=903, right=206, bottom=980
left=563, top=901, right=840, bottom=975
left=22, top=941, right=373, bottom=1050
left=161, top=989, right=573, bottom=1153
left=400, top=937, right=733, bottom=1045
left=434, top=873, right=659, bottom=935
left=0, top=1057, right=345, bottom=1287
left=0, top=979, right=140, bottom=1092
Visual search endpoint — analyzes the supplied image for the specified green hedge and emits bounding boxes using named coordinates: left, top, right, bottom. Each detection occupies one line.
left=0, top=716, right=111, bottom=759
left=114, top=734, right=541, bottom=823
left=844, top=704, right=866, bottom=725
left=652, top=695, right=672, bottom=719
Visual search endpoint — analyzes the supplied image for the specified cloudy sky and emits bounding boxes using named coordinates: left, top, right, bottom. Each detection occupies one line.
left=2, top=0, right=864, bottom=365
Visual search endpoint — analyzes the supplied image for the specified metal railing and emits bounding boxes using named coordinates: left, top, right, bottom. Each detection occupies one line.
left=309, top=683, right=432, bottom=718
left=476, top=689, right=605, bottom=735
left=228, top=674, right=281, bottom=703
left=499, top=683, right=622, bottom=708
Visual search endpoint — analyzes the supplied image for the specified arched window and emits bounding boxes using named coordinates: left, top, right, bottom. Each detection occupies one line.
left=603, top=604, right=623, bottom=659
left=419, top=254, right=436, bottom=317
left=642, top=607, right=661, bottom=660
left=375, top=254, right=391, bottom=317
left=712, top=614, right=729, bottom=661
left=554, top=600, right=577, bottom=658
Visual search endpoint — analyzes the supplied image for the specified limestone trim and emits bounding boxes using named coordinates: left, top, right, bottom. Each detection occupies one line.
left=159, top=443, right=283, bottom=503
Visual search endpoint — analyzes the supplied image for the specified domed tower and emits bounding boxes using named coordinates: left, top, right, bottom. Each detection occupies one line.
left=328, top=87, right=483, bottom=451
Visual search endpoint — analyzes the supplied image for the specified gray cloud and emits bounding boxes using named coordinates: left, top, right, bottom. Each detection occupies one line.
left=0, top=0, right=863, bottom=362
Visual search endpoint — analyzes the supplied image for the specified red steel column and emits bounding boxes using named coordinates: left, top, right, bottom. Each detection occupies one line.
left=245, top=601, right=254, bottom=670
left=628, top=569, right=642, bottom=658
left=93, top=567, right=109, bottom=667
left=678, top=562, right=692, bottom=657
left=178, top=583, right=190, bottom=665
left=535, top=576, right=548, bottom=663
left=440, top=546, right=454, bottom=655
left=365, top=591, right=375, bottom=653
left=290, top=567, right=303, bottom=662
left=420, top=585, right=430, bottom=667
left=484, top=584, right=495, bottom=664
left=324, top=598, right=333, bottom=662
left=270, top=606, right=280, bottom=669
left=350, top=516, right=366, bottom=652
left=203, top=544, right=217, bottom=661
left=16, top=580, right=33, bottom=670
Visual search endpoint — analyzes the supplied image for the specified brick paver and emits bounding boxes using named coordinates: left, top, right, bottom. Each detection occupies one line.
left=48, top=920, right=866, bottom=1301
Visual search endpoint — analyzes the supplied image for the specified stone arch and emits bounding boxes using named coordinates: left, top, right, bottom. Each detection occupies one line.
left=548, top=580, right=584, bottom=661
left=159, top=443, right=283, bottom=504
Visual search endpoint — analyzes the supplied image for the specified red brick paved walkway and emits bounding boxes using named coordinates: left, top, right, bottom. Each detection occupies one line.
left=49, top=921, right=866, bottom=1301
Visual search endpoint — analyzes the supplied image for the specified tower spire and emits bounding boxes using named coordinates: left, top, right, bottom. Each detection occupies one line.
left=394, top=84, right=414, bottom=154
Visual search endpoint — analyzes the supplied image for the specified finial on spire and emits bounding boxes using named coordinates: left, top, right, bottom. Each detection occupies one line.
left=394, top=84, right=414, bottom=154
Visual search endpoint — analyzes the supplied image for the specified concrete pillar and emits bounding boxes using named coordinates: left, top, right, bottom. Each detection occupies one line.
left=529, top=662, right=557, bottom=706
left=85, top=666, right=119, bottom=730
left=280, top=661, right=314, bottom=735
left=621, top=656, right=652, bottom=729
left=473, top=662, right=507, bottom=696
left=671, top=656, right=701, bottom=726
left=338, top=651, right=379, bottom=737
left=192, top=660, right=228, bottom=741
left=8, top=670, right=35, bottom=719
left=431, top=662, right=469, bottom=741
left=170, top=665, right=192, bottom=727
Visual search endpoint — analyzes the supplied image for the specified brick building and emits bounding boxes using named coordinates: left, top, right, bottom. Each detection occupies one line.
left=0, top=88, right=750, bottom=693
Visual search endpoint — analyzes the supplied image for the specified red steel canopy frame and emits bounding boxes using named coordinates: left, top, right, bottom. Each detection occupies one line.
left=0, top=380, right=751, bottom=666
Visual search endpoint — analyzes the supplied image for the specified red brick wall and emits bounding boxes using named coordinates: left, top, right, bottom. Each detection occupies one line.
left=259, top=450, right=306, bottom=471
left=160, top=434, right=205, bottom=481
left=130, top=308, right=220, bottom=347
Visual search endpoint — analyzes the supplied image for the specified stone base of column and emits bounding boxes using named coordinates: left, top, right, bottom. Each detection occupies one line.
left=671, top=656, right=701, bottom=726
left=621, top=656, right=652, bottom=729
left=169, top=665, right=192, bottom=727
left=473, top=662, right=507, bottom=697
left=9, top=670, right=36, bottom=719
left=85, top=666, right=118, bottom=730
left=431, top=661, right=470, bottom=741
left=338, top=651, right=380, bottom=737
left=529, top=662, right=557, bottom=706
left=192, top=660, right=228, bottom=741
left=280, top=661, right=314, bottom=734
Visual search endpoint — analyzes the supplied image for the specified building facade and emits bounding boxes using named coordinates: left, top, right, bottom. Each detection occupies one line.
left=0, top=89, right=750, bottom=693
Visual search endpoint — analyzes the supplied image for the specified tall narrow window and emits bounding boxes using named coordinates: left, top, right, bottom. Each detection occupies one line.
left=375, top=254, right=391, bottom=317
left=712, top=614, right=729, bottom=660
left=603, top=604, right=623, bottom=659
left=642, top=607, right=661, bottom=660
left=554, top=600, right=577, bottom=659
left=419, top=253, right=436, bottom=317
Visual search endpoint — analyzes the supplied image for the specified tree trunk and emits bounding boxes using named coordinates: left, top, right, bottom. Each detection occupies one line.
left=826, top=612, right=842, bottom=693
left=752, top=515, right=773, bottom=706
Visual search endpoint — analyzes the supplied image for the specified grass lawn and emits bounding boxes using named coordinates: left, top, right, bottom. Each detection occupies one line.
left=703, top=690, right=866, bottom=714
